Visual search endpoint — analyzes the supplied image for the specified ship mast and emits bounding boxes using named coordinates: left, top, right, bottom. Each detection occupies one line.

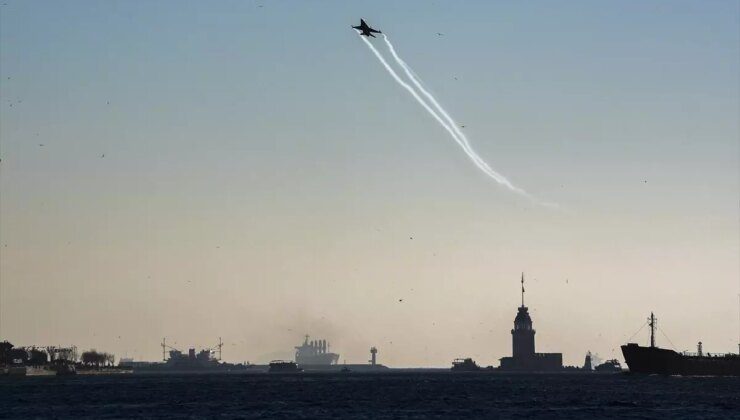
left=648, top=312, right=656, bottom=348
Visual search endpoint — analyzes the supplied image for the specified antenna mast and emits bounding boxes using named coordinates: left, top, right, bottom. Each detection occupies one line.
left=217, top=337, right=223, bottom=361
left=161, top=338, right=166, bottom=361
left=648, top=313, right=656, bottom=348
left=521, top=272, right=525, bottom=307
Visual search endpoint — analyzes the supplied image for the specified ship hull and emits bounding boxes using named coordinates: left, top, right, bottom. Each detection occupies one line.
left=295, top=353, right=339, bottom=366
left=621, top=344, right=740, bottom=376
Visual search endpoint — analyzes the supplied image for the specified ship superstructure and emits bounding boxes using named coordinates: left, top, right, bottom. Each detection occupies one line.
left=295, top=335, right=339, bottom=366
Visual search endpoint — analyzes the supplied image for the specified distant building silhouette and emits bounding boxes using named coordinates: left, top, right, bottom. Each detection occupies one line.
left=369, top=347, right=377, bottom=366
left=499, top=273, right=563, bottom=371
left=584, top=351, right=593, bottom=371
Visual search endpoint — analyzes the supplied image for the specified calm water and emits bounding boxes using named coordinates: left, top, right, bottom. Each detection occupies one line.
left=2, top=372, right=738, bottom=419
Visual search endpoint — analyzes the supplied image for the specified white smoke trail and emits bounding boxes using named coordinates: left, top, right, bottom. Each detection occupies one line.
left=357, top=35, right=470, bottom=154
left=358, top=36, right=526, bottom=197
left=359, top=33, right=559, bottom=208
left=381, top=34, right=532, bottom=199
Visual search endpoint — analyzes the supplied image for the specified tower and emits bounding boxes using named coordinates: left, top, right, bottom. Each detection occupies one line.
left=370, top=347, right=377, bottom=366
left=584, top=351, right=593, bottom=371
left=511, top=273, right=535, bottom=359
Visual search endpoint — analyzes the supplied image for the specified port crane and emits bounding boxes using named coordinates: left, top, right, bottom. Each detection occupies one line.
left=160, top=338, right=180, bottom=361
left=203, top=338, right=224, bottom=361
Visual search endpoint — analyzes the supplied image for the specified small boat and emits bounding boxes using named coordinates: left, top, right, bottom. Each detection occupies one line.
left=3, top=366, right=27, bottom=377
left=451, top=358, right=481, bottom=372
left=54, top=364, right=77, bottom=376
left=594, top=359, right=622, bottom=372
left=268, top=360, right=301, bottom=373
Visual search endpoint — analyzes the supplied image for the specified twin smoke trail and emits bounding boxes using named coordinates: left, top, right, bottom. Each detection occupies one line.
left=358, top=33, right=552, bottom=206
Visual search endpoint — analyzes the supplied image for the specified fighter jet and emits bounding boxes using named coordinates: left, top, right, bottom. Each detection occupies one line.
left=352, top=19, right=382, bottom=37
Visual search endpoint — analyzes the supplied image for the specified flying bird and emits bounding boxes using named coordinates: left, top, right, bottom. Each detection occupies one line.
left=352, top=19, right=382, bottom=38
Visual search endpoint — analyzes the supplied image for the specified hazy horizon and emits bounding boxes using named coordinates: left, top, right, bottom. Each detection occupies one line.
left=1, top=0, right=738, bottom=367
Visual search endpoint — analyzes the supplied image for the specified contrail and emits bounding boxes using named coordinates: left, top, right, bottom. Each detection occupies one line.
left=380, top=34, right=532, bottom=199
left=357, top=35, right=471, bottom=155
left=358, top=33, right=552, bottom=206
left=358, top=35, right=528, bottom=198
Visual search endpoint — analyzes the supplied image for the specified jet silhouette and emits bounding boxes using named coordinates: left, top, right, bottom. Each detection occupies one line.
left=352, top=19, right=381, bottom=37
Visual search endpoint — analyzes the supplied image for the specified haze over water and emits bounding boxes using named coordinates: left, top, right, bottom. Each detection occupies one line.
left=1, top=1, right=738, bottom=367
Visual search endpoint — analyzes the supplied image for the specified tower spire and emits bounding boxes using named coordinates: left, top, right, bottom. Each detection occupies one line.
left=521, top=272, right=525, bottom=307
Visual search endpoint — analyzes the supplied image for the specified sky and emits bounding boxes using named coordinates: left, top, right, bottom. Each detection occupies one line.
left=0, top=0, right=738, bottom=367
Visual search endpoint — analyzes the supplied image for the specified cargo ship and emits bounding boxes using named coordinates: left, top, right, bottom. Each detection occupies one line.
left=291, top=339, right=387, bottom=372
left=621, top=313, right=740, bottom=376
left=131, top=339, right=252, bottom=373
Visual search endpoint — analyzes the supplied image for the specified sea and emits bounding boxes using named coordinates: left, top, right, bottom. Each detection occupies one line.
left=1, top=372, right=738, bottom=419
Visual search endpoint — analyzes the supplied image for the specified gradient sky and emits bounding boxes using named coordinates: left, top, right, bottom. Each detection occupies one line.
left=1, top=0, right=738, bottom=367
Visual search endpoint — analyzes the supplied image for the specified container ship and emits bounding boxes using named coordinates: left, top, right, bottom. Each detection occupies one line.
left=621, top=313, right=740, bottom=376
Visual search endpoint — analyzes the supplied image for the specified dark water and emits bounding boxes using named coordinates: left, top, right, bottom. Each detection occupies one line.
left=2, top=372, right=739, bottom=419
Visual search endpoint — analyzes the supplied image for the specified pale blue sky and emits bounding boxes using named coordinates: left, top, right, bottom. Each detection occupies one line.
left=1, top=1, right=738, bottom=366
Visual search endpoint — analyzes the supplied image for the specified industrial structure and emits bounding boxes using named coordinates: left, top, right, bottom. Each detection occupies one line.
left=499, top=273, right=563, bottom=371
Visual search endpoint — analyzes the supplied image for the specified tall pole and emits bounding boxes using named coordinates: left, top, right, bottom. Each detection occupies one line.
left=162, top=338, right=166, bottom=362
left=521, top=272, right=525, bottom=307
left=649, top=313, right=656, bottom=348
